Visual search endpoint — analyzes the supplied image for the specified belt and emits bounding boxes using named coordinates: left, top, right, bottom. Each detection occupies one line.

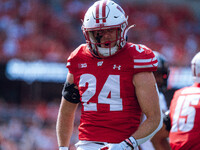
left=94, top=142, right=106, bottom=145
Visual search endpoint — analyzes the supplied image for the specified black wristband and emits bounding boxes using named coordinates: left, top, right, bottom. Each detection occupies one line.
left=62, top=82, right=80, bottom=103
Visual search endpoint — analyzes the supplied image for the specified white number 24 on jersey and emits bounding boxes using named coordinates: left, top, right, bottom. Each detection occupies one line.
left=79, top=74, right=123, bottom=111
left=171, top=95, right=200, bottom=132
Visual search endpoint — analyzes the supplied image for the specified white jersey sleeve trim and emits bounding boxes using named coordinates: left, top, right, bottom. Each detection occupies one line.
left=66, top=62, right=71, bottom=66
left=134, top=62, right=158, bottom=69
left=134, top=57, right=157, bottom=63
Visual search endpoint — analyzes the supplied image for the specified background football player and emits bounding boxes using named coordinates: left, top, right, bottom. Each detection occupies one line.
left=140, top=51, right=171, bottom=150
left=151, top=51, right=200, bottom=150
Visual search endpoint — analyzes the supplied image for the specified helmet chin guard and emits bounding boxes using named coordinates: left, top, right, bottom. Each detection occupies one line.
left=96, top=45, right=118, bottom=57
left=82, top=0, right=133, bottom=58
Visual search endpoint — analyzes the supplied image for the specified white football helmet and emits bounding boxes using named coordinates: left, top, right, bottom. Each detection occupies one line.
left=191, top=52, right=200, bottom=83
left=82, top=0, right=133, bottom=58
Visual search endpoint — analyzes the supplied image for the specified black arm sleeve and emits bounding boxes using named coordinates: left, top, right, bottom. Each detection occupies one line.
left=62, top=81, right=80, bottom=104
left=163, top=110, right=171, bottom=132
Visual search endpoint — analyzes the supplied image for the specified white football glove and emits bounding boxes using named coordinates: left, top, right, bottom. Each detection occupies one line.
left=59, top=147, right=68, bottom=150
left=99, top=142, right=132, bottom=150
left=99, top=137, right=137, bottom=150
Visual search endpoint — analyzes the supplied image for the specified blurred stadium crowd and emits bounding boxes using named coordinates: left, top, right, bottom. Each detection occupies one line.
left=0, top=0, right=199, bottom=65
left=0, top=98, right=81, bottom=150
left=0, top=0, right=200, bottom=149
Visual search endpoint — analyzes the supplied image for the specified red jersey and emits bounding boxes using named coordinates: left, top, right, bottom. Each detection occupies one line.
left=67, top=42, right=157, bottom=143
left=169, top=83, right=200, bottom=150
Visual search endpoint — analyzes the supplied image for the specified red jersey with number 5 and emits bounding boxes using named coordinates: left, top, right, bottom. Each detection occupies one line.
left=169, top=83, right=200, bottom=150
left=66, top=42, right=158, bottom=143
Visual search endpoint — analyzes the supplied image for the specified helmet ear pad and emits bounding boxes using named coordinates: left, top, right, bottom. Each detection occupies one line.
left=82, top=0, right=129, bottom=58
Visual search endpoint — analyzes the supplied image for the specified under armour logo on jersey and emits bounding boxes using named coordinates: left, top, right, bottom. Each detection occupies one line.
left=113, top=64, right=121, bottom=70
left=79, top=63, right=87, bottom=68
left=97, top=61, right=103, bottom=66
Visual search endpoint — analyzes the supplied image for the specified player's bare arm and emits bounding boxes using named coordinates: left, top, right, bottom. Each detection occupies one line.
left=151, top=123, right=171, bottom=150
left=132, top=71, right=162, bottom=144
left=56, top=73, right=79, bottom=148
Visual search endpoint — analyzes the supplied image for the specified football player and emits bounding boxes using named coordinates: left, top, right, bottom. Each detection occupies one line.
left=56, top=1, right=163, bottom=150
left=150, top=51, right=200, bottom=150
left=140, top=51, right=170, bottom=150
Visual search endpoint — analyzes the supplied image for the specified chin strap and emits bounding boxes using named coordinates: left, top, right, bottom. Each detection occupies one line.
left=127, top=24, right=136, bottom=32
left=124, top=24, right=136, bottom=39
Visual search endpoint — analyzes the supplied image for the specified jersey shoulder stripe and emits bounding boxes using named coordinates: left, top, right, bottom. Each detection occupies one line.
left=127, top=43, right=158, bottom=72
left=134, top=57, right=158, bottom=69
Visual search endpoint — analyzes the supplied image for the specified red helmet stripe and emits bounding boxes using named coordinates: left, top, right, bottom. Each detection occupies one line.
left=96, top=3, right=100, bottom=23
left=102, top=0, right=107, bottom=23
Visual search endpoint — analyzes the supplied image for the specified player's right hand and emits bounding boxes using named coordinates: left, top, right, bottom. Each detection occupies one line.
left=99, top=141, right=134, bottom=150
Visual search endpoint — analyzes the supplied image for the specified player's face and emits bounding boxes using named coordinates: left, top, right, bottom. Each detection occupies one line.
left=93, top=28, right=118, bottom=48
